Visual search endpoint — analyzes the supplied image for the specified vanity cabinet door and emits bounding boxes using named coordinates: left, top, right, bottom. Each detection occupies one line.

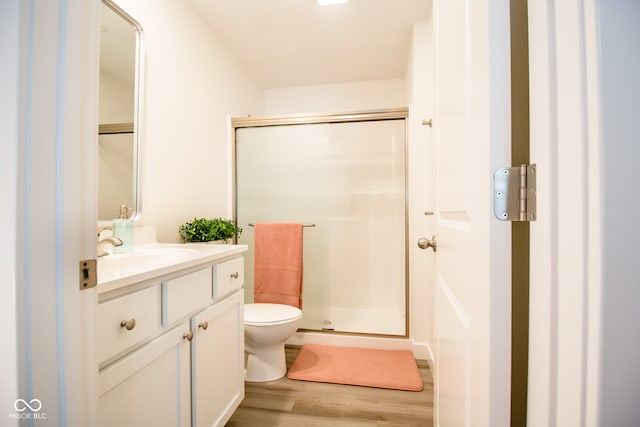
left=191, top=290, right=244, bottom=427
left=97, top=322, right=192, bottom=427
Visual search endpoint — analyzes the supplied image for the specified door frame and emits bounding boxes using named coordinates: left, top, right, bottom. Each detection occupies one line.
left=9, top=1, right=100, bottom=426
left=527, top=0, right=600, bottom=423
left=1, top=1, right=20, bottom=422
left=527, top=0, right=618, bottom=425
left=529, top=0, right=640, bottom=424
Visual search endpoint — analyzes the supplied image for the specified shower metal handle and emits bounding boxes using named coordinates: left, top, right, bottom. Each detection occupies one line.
left=417, top=236, right=437, bottom=252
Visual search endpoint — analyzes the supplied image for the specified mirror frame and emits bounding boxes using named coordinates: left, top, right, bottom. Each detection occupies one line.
left=100, top=0, right=145, bottom=221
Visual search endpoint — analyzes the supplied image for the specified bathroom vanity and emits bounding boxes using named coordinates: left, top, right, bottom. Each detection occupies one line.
left=95, top=243, right=247, bottom=427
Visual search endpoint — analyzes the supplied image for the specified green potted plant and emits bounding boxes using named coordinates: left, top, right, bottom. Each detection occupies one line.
left=178, top=217, right=242, bottom=243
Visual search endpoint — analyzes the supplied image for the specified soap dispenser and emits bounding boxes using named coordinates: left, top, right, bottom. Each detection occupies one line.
left=113, top=205, right=133, bottom=253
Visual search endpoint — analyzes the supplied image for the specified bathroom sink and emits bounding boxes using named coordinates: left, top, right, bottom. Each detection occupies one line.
left=98, top=247, right=195, bottom=280
left=101, top=247, right=196, bottom=269
left=97, top=243, right=245, bottom=287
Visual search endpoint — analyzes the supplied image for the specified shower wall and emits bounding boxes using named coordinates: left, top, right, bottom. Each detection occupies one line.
left=235, top=115, right=407, bottom=336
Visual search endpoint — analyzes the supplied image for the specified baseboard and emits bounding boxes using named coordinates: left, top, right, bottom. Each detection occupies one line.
left=287, top=331, right=434, bottom=362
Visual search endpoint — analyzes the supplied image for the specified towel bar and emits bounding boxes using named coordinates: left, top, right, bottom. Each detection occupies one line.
left=248, top=223, right=316, bottom=228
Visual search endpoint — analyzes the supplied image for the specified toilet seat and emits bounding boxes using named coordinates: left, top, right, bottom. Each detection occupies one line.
left=244, top=303, right=302, bottom=326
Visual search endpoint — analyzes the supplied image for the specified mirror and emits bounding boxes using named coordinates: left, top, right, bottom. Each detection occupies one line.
left=98, top=0, right=144, bottom=221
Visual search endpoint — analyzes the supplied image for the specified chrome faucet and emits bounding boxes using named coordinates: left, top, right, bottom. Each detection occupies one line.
left=97, top=226, right=123, bottom=257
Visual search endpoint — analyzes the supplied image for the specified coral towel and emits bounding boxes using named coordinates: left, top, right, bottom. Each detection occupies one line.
left=254, top=223, right=303, bottom=309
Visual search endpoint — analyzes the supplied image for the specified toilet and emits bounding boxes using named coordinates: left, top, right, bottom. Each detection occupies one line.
left=244, top=303, right=302, bottom=382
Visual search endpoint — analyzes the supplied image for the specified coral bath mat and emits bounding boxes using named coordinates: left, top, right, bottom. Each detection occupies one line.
left=287, top=344, right=423, bottom=391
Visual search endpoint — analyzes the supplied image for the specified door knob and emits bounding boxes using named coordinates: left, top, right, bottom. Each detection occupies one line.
left=417, top=236, right=437, bottom=252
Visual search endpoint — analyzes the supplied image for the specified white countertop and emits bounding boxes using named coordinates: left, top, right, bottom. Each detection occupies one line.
left=97, top=243, right=248, bottom=294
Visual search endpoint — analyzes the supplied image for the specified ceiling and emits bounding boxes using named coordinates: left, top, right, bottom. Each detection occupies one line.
left=187, top=0, right=431, bottom=89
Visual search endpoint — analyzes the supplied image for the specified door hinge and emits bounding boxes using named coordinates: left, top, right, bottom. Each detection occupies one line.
left=79, top=259, right=97, bottom=290
left=493, top=164, right=537, bottom=222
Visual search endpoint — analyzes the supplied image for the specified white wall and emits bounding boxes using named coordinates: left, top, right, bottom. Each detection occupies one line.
left=116, top=0, right=264, bottom=242
left=264, top=79, right=406, bottom=115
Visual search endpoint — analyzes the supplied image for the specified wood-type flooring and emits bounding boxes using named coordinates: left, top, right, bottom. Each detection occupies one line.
left=226, top=345, right=434, bottom=426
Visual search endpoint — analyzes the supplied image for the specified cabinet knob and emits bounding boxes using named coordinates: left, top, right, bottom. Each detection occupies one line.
left=120, top=318, right=136, bottom=330
left=183, top=331, right=193, bottom=341
left=198, top=321, right=209, bottom=330
left=230, top=272, right=239, bottom=279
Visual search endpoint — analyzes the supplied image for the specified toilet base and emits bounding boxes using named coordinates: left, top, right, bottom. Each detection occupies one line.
left=245, top=345, right=286, bottom=382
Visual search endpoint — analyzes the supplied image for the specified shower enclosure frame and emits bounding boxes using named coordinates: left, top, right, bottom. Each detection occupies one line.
left=231, top=108, right=410, bottom=338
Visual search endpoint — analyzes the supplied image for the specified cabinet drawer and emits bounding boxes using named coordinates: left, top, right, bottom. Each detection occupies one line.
left=214, top=257, right=244, bottom=298
left=96, top=285, right=161, bottom=364
left=162, top=267, right=212, bottom=326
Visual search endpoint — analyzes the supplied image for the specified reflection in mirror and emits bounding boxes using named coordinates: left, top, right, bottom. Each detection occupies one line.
left=99, top=0, right=143, bottom=221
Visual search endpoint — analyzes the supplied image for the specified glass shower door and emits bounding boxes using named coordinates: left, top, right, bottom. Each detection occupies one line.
left=235, top=118, right=406, bottom=336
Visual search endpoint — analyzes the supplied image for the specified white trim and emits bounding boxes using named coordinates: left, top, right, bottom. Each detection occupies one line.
left=287, top=332, right=433, bottom=361
left=55, top=1, right=70, bottom=424
left=580, top=2, right=603, bottom=425
left=0, top=1, right=20, bottom=424
left=527, top=0, right=605, bottom=425
left=527, top=1, right=555, bottom=424
left=15, top=1, right=99, bottom=425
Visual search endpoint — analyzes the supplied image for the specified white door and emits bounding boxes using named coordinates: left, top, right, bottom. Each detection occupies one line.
left=431, top=1, right=511, bottom=426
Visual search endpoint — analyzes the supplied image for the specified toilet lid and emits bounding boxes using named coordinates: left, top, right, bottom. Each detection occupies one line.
left=244, top=303, right=302, bottom=326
